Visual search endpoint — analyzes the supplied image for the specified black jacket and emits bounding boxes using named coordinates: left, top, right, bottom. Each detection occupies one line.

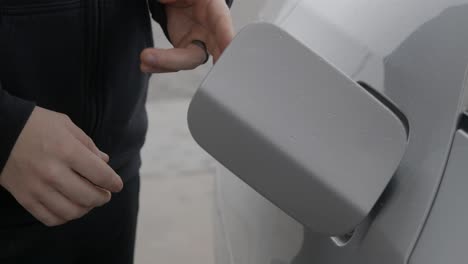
left=0, top=0, right=231, bottom=180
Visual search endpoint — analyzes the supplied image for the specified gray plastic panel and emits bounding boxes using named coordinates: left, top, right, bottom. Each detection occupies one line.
left=187, top=23, right=408, bottom=235
left=410, top=129, right=468, bottom=264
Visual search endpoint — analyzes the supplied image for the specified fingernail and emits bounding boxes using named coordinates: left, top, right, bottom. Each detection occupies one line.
left=144, top=54, right=157, bottom=66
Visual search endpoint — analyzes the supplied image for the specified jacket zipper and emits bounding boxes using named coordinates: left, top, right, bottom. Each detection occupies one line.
left=85, top=0, right=103, bottom=139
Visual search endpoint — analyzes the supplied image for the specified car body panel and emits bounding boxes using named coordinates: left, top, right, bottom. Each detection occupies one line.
left=411, top=127, right=468, bottom=264
left=211, top=0, right=468, bottom=263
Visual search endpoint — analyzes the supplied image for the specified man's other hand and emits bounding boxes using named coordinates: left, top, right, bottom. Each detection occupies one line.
left=0, top=107, right=123, bottom=226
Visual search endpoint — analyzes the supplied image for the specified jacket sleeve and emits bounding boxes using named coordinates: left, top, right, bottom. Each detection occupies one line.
left=0, top=83, right=35, bottom=174
left=149, top=0, right=234, bottom=43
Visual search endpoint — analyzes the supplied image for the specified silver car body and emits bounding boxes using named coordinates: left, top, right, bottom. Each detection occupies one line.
left=210, top=0, right=468, bottom=263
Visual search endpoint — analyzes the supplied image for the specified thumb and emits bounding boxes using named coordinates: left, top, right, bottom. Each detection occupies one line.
left=140, top=44, right=208, bottom=73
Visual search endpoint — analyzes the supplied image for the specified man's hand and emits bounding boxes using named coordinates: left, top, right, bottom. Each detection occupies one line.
left=141, top=0, right=234, bottom=73
left=0, top=107, right=123, bottom=226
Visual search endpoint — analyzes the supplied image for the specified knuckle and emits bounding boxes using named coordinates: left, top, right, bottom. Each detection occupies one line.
left=60, top=113, right=72, bottom=124
left=41, top=174, right=54, bottom=186
left=40, top=164, right=60, bottom=184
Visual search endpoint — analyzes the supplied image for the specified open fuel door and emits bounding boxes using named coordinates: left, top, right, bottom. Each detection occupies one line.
left=187, top=23, right=408, bottom=235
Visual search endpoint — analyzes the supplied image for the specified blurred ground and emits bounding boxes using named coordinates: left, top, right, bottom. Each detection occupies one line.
left=134, top=21, right=216, bottom=264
